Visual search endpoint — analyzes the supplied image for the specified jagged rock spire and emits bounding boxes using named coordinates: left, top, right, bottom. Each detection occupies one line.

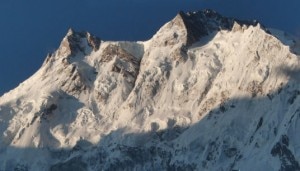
left=66, top=28, right=74, bottom=36
left=57, top=28, right=101, bottom=57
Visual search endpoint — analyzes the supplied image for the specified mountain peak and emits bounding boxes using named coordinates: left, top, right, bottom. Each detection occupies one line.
left=57, top=29, right=101, bottom=57
left=152, top=9, right=263, bottom=47
left=66, top=28, right=74, bottom=36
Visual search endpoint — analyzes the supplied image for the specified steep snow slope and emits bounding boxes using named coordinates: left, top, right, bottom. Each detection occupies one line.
left=1, top=9, right=300, bottom=171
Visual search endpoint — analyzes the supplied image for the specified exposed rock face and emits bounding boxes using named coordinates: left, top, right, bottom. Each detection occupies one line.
left=57, top=28, right=101, bottom=57
left=0, top=9, right=300, bottom=171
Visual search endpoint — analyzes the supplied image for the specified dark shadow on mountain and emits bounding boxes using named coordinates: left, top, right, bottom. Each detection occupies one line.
left=277, top=66, right=300, bottom=82
left=266, top=28, right=300, bottom=55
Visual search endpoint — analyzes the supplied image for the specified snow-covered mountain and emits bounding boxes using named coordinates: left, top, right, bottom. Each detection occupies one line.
left=1, top=9, right=300, bottom=171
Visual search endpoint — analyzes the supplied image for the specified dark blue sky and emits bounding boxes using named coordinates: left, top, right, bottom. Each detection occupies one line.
left=1, top=0, right=299, bottom=95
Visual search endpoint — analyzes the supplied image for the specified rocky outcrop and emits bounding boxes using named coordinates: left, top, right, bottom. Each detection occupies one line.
left=57, top=28, right=101, bottom=57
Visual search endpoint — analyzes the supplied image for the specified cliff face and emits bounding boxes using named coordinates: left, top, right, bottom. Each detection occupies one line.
left=0, top=9, right=300, bottom=171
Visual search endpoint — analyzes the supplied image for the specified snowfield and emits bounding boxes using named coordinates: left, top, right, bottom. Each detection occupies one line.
left=1, top=9, right=300, bottom=171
